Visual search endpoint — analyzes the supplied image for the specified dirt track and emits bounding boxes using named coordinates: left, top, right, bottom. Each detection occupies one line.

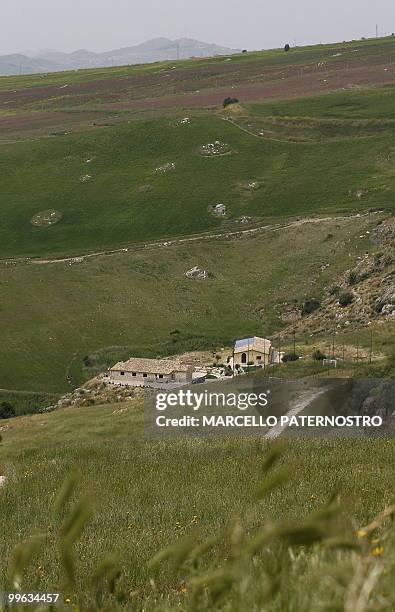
left=3, top=210, right=379, bottom=266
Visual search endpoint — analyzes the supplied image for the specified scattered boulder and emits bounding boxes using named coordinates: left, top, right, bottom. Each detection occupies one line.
left=199, top=141, right=231, bottom=157
left=31, top=209, right=63, bottom=227
left=185, top=266, right=209, bottom=280
left=210, top=203, right=227, bottom=216
left=154, top=162, right=176, bottom=174
left=245, top=181, right=260, bottom=191
left=80, top=174, right=92, bottom=182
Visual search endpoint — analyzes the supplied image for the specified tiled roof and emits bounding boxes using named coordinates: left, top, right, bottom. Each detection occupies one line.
left=110, top=358, right=189, bottom=375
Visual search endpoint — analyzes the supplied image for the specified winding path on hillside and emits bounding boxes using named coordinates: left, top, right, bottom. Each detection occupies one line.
left=2, top=210, right=382, bottom=267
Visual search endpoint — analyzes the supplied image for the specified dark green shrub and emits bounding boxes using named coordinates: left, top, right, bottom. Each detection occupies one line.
left=282, top=353, right=299, bottom=362
left=223, top=97, right=239, bottom=108
left=328, top=284, right=340, bottom=296
left=0, top=401, right=15, bottom=419
left=347, top=270, right=358, bottom=286
left=301, top=298, right=320, bottom=316
left=338, top=291, right=354, bottom=307
left=312, top=349, right=327, bottom=361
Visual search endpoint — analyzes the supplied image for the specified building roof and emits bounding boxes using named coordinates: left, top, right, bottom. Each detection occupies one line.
left=110, top=357, right=190, bottom=375
left=234, top=337, right=272, bottom=354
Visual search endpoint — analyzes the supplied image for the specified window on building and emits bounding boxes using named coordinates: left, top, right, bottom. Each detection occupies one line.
left=120, top=371, right=125, bottom=376
left=132, top=373, right=136, bottom=377
left=257, top=356, right=262, bottom=361
left=143, top=373, right=148, bottom=378
left=241, top=353, right=247, bottom=364
left=158, top=374, right=163, bottom=379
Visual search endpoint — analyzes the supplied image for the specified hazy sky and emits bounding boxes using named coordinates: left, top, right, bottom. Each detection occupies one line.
left=2, top=0, right=394, bottom=55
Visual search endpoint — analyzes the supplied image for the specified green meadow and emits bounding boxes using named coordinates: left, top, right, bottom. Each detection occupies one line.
left=0, top=110, right=394, bottom=259
left=0, top=215, right=384, bottom=392
left=249, top=85, right=395, bottom=120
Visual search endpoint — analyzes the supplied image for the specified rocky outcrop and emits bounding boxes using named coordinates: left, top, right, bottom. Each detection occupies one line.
left=41, top=379, right=141, bottom=413
left=185, top=266, right=209, bottom=280
left=371, top=216, right=395, bottom=246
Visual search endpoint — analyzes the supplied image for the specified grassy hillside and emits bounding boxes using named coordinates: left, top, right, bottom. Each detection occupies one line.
left=0, top=214, right=388, bottom=393
left=249, top=85, right=395, bottom=120
left=1, top=35, right=394, bottom=95
left=0, top=401, right=394, bottom=610
left=0, top=38, right=394, bottom=611
left=0, top=38, right=393, bottom=395
left=0, top=109, right=394, bottom=258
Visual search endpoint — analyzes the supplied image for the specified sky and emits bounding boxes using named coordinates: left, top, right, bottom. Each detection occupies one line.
left=2, top=0, right=394, bottom=55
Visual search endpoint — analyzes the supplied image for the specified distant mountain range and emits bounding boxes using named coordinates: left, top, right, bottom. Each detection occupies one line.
left=0, top=38, right=241, bottom=76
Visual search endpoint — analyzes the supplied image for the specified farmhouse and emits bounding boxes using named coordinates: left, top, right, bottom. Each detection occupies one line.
left=107, top=357, right=193, bottom=387
left=233, top=336, right=273, bottom=367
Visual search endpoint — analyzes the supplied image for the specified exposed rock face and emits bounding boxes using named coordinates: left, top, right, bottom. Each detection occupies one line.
left=371, top=216, right=395, bottom=246
left=41, top=379, right=141, bottom=413
left=374, top=280, right=395, bottom=316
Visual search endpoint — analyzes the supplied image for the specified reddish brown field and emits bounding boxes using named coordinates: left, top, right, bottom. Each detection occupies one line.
left=0, top=42, right=394, bottom=134
left=105, top=64, right=395, bottom=111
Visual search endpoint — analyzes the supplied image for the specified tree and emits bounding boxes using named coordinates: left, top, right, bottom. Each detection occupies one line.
left=223, top=97, right=239, bottom=108
left=0, top=402, right=15, bottom=419
left=284, top=43, right=290, bottom=52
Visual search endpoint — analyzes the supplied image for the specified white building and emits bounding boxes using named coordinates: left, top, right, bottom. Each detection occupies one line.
left=232, top=337, right=273, bottom=367
left=106, top=357, right=193, bottom=387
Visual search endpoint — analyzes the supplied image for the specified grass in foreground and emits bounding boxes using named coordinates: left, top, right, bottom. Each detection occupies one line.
left=0, top=401, right=394, bottom=610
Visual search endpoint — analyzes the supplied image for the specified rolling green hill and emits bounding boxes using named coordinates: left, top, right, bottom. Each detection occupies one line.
left=0, top=37, right=394, bottom=611
left=0, top=103, right=394, bottom=259
left=0, top=214, right=392, bottom=393
left=0, top=37, right=394, bottom=394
